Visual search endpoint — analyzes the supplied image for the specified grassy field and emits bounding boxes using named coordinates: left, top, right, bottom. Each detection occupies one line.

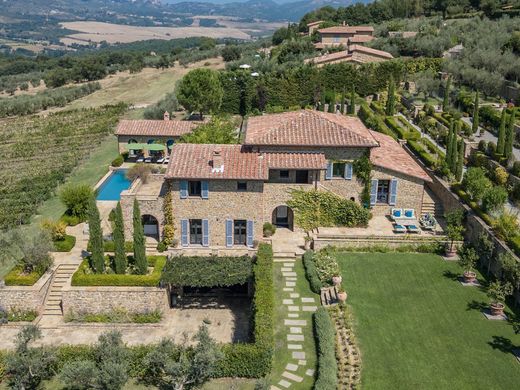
left=338, top=252, right=520, bottom=390
left=268, top=258, right=317, bottom=388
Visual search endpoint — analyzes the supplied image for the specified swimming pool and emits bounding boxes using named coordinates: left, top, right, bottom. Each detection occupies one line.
left=96, top=169, right=131, bottom=201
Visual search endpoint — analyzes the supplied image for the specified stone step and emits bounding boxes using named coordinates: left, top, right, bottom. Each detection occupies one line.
left=320, top=286, right=338, bottom=307
left=42, top=308, right=62, bottom=315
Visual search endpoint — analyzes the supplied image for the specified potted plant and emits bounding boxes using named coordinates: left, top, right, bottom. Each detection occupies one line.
left=304, top=235, right=312, bottom=250
left=337, top=289, right=347, bottom=303
left=444, top=210, right=465, bottom=257
left=487, top=281, right=513, bottom=316
left=458, top=246, right=478, bottom=283
left=332, top=275, right=342, bottom=286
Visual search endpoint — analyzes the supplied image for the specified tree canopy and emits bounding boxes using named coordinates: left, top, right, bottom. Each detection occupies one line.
left=177, top=68, right=223, bottom=118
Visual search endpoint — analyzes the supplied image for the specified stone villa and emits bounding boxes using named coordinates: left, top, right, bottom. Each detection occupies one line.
left=313, top=23, right=375, bottom=50
left=305, top=44, right=394, bottom=67
left=119, top=110, right=431, bottom=250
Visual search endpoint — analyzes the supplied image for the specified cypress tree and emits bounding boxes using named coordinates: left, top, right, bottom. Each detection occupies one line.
left=496, top=109, right=507, bottom=155
left=88, top=197, right=104, bottom=274
left=450, top=122, right=460, bottom=174
left=443, top=76, right=451, bottom=112
left=348, top=87, right=356, bottom=115
left=113, top=202, right=127, bottom=275
left=320, top=90, right=326, bottom=111
left=472, top=91, right=479, bottom=134
left=328, top=91, right=335, bottom=113
left=505, top=110, right=516, bottom=160
left=445, top=121, right=454, bottom=168
left=385, top=76, right=396, bottom=116
left=133, top=199, right=147, bottom=275
left=456, top=139, right=464, bottom=182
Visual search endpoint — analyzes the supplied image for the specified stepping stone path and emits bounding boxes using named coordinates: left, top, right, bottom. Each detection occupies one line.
left=272, top=254, right=318, bottom=389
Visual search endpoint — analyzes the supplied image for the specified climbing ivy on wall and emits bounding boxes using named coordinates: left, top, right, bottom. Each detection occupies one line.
left=353, top=154, right=372, bottom=207
left=162, top=187, right=175, bottom=246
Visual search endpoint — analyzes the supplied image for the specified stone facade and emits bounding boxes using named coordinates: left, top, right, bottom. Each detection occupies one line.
left=117, top=134, right=179, bottom=156
left=62, top=285, right=169, bottom=315
left=0, top=271, right=52, bottom=313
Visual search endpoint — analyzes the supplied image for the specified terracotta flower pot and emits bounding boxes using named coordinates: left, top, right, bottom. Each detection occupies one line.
left=490, top=302, right=504, bottom=316
left=463, top=271, right=476, bottom=284
left=445, top=243, right=457, bottom=258
left=304, top=239, right=312, bottom=250
left=337, top=291, right=347, bottom=303
left=332, top=275, right=342, bottom=286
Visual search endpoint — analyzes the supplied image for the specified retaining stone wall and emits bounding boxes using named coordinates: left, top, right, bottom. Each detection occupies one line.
left=0, top=271, right=52, bottom=313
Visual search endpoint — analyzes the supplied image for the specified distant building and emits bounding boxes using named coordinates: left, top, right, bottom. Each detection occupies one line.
left=307, top=20, right=324, bottom=36
left=315, top=23, right=374, bottom=49
left=305, top=44, right=394, bottom=67
left=443, top=44, right=464, bottom=59
left=388, top=31, right=418, bottom=38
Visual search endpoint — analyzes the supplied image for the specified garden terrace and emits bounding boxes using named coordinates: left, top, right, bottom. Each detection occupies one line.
left=0, top=104, right=126, bottom=228
left=337, top=252, right=520, bottom=389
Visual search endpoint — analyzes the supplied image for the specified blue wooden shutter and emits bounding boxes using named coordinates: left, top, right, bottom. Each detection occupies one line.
left=247, top=220, right=254, bottom=248
left=180, top=180, right=188, bottom=199
left=181, top=219, right=189, bottom=247
left=226, top=219, right=233, bottom=248
left=325, top=162, right=333, bottom=180
left=370, top=179, right=378, bottom=206
left=389, top=178, right=398, bottom=206
left=201, top=181, right=209, bottom=199
left=202, top=219, right=209, bottom=247
left=344, top=163, right=353, bottom=180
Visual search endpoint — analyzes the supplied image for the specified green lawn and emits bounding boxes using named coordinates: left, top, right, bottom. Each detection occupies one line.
left=338, top=252, right=520, bottom=390
left=269, top=258, right=317, bottom=389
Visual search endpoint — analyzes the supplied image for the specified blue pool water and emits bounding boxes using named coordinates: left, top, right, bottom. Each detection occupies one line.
left=96, top=169, right=131, bottom=201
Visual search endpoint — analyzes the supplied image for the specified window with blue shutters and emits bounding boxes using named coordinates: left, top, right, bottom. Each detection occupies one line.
left=180, top=180, right=188, bottom=199
left=344, top=163, right=353, bottom=180
left=225, top=219, right=233, bottom=247
left=202, top=219, right=209, bottom=247
left=180, top=219, right=189, bottom=246
left=370, top=179, right=378, bottom=206
left=246, top=220, right=254, bottom=248
left=201, top=180, right=209, bottom=199
left=325, top=162, right=333, bottom=180
left=389, top=178, right=398, bottom=206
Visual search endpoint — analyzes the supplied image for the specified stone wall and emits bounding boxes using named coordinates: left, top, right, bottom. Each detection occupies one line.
left=314, top=235, right=452, bottom=251
left=62, top=286, right=169, bottom=315
left=0, top=271, right=52, bottom=313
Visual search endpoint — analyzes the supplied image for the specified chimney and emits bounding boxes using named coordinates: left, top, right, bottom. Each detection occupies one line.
left=163, top=111, right=170, bottom=121
left=343, top=21, right=346, bottom=26
left=212, top=148, right=224, bottom=173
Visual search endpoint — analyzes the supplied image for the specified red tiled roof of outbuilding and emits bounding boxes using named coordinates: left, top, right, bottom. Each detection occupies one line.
left=115, top=120, right=199, bottom=137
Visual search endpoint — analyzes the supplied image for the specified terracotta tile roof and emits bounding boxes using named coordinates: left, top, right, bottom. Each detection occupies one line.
left=369, top=131, right=431, bottom=182
left=265, top=152, right=327, bottom=170
left=348, top=35, right=374, bottom=43
left=318, top=25, right=374, bottom=34
left=307, top=20, right=324, bottom=27
left=305, top=50, right=351, bottom=65
left=115, top=120, right=199, bottom=137
left=349, top=44, right=394, bottom=59
left=244, top=110, right=378, bottom=148
left=165, top=144, right=268, bottom=180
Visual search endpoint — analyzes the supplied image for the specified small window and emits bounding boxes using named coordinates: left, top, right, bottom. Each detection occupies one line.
left=189, top=219, right=203, bottom=245
left=332, top=163, right=346, bottom=178
left=237, top=181, right=247, bottom=191
left=188, top=181, right=201, bottom=197
left=280, top=170, right=290, bottom=178
left=234, top=220, right=247, bottom=245
left=377, top=180, right=390, bottom=204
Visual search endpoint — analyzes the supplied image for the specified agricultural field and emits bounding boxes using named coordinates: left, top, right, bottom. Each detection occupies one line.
left=0, top=104, right=126, bottom=229
left=60, top=21, right=252, bottom=46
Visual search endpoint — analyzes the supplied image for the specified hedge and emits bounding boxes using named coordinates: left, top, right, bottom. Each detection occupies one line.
left=87, top=240, right=133, bottom=253
left=385, top=116, right=421, bottom=141
left=451, top=185, right=495, bottom=227
left=313, top=307, right=338, bottom=390
left=71, top=256, right=166, bottom=287
left=53, top=235, right=76, bottom=252
left=358, top=104, right=397, bottom=140
left=215, top=243, right=274, bottom=378
left=161, top=255, right=253, bottom=287
left=407, top=140, right=438, bottom=168
left=3, top=266, right=45, bottom=286
left=303, top=250, right=324, bottom=294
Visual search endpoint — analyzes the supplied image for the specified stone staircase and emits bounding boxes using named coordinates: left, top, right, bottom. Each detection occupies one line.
left=320, top=286, right=339, bottom=306
left=41, top=264, right=78, bottom=317
left=422, top=188, right=444, bottom=218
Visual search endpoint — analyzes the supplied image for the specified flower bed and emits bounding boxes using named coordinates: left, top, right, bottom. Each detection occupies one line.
left=71, top=256, right=166, bottom=287
left=64, top=308, right=162, bottom=324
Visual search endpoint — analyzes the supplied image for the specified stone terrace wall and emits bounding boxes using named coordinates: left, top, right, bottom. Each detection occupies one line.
left=0, top=271, right=52, bottom=313
left=62, top=286, right=169, bottom=315
left=314, top=235, right=452, bottom=251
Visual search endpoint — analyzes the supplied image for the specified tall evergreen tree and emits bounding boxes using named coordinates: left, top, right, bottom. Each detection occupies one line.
left=442, top=76, right=451, bottom=112
left=327, top=91, right=335, bottom=113
left=113, top=202, right=127, bottom=275
left=450, top=122, right=460, bottom=174
left=88, top=197, right=104, bottom=274
left=348, top=87, right=356, bottom=115
left=385, top=76, right=396, bottom=116
left=320, top=90, right=326, bottom=112
left=505, top=110, right=516, bottom=160
left=496, top=109, right=507, bottom=155
left=133, top=199, right=147, bottom=275
left=456, top=139, right=464, bottom=182
left=445, top=120, right=454, bottom=168
left=472, top=91, right=479, bottom=134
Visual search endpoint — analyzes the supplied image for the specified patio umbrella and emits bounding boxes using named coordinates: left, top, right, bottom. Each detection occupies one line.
left=143, top=144, right=166, bottom=151
left=124, top=143, right=145, bottom=150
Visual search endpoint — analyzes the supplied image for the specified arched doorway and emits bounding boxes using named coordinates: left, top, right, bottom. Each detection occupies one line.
left=166, top=139, right=175, bottom=153
left=272, top=205, right=294, bottom=231
left=142, top=214, right=159, bottom=239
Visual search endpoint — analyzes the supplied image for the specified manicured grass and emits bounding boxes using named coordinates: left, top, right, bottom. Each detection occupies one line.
left=269, top=258, right=317, bottom=389
left=33, top=134, right=118, bottom=223
left=53, top=234, right=76, bottom=252
left=338, top=252, right=520, bottom=390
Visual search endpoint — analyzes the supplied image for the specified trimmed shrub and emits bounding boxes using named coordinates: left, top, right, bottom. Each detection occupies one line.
left=71, top=256, right=166, bottom=287
left=303, top=250, right=324, bottom=293
left=65, top=309, right=162, bottom=324
left=53, top=235, right=76, bottom=252
left=59, top=184, right=93, bottom=220
left=111, top=155, right=124, bottom=167
left=313, top=307, right=338, bottom=390
left=161, top=255, right=253, bottom=287
left=4, top=266, right=46, bottom=286
left=60, top=213, right=81, bottom=226
left=262, top=222, right=276, bottom=237
left=407, top=140, right=438, bottom=168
